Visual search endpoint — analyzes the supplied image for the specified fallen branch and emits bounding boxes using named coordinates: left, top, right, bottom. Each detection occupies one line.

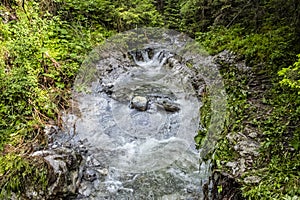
left=44, top=52, right=61, bottom=68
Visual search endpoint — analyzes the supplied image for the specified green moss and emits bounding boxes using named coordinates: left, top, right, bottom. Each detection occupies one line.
left=0, top=154, right=48, bottom=198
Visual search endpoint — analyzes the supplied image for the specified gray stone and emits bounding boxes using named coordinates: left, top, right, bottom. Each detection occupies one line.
left=225, top=161, right=238, bottom=175
left=69, top=170, right=79, bottom=193
left=78, top=181, right=92, bottom=197
left=130, top=96, right=148, bottom=111
left=97, top=168, right=108, bottom=176
left=227, top=132, right=260, bottom=157
left=86, top=156, right=102, bottom=167
left=83, top=168, right=97, bottom=182
left=30, top=147, right=81, bottom=199
left=248, top=132, right=258, bottom=139
left=243, top=176, right=261, bottom=184
left=234, top=140, right=259, bottom=157
left=44, top=125, right=59, bottom=136
left=157, top=99, right=180, bottom=112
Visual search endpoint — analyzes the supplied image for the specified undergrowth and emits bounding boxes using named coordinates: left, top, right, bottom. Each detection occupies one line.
left=196, top=26, right=300, bottom=199
left=0, top=0, right=164, bottom=197
left=0, top=1, right=109, bottom=197
left=0, top=153, right=48, bottom=198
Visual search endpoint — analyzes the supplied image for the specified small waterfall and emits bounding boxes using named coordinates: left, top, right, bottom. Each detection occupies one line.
left=130, top=49, right=172, bottom=68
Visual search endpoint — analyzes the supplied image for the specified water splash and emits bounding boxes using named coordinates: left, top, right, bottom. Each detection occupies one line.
left=66, top=28, right=227, bottom=199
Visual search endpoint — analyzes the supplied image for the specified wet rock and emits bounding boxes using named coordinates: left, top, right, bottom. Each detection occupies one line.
left=31, top=150, right=53, bottom=157
left=44, top=125, right=59, bottom=136
left=97, top=168, right=109, bottom=176
left=157, top=99, right=180, bottom=112
left=213, top=50, right=248, bottom=72
left=83, top=168, right=97, bottom=182
left=130, top=96, right=148, bottom=111
left=46, top=44, right=208, bottom=199
left=51, top=144, right=59, bottom=149
left=63, top=142, right=72, bottom=148
left=86, top=156, right=102, bottom=167
left=78, top=181, right=93, bottom=197
left=29, top=147, right=82, bottom=199
left=77, top=144, right=88, bottom=154
left=227, top=132, right=260, bottom=157
left=102, top=83, right=114, bottom=95
left=70, top=170, right=79, bottom=193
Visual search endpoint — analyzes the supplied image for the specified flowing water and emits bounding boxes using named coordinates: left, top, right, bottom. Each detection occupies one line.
left=61, top=29, right=226, bottom=199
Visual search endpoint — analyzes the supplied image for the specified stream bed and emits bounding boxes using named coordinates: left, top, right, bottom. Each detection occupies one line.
left=43, top=28, right=227, bottom=199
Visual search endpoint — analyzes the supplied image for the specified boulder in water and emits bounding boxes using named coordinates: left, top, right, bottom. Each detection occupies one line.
left=157, top=98, right=180, bottom=112
left=130, top=96, right=148, bottom=111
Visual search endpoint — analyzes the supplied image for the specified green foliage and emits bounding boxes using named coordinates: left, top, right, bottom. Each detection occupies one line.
left=196, top=26, right=297, bottom=70
left=246, top=86, right=300, bottom=199
left=0, top=0, right=111, bottom=196
left=0, top=0, right=112, bottom=148
left=202, top=61, right=300, bottom=199
left=53, top=0, right=163, bottom=31
left=195, top=91, right=211, bottom=150
left=162, top=0, right=182, bottom=29
left=243, top=153, right=300, bottom=199
left=0, top=154, right=48, bottom=198
left=213, top=138, right=239, bottom=168
left=195, top=20, right=299, bottom=200
left=279, top=54, right=300, bottom=93
left=194, top=129, right=207, bottom=149
left=176, top=0, right=300, bottom=38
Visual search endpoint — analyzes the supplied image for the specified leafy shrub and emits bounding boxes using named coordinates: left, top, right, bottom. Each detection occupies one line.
left=0, top=153, right=48, bottom=198
left=53, top=0, right=163, bottom=31
left=0, top=0, right=110, bottom=196
left=195, top=24, right=300, bottom=199
left=278, top=54, right=300, bottom=93
left=196, top=26, right=296, bottom=70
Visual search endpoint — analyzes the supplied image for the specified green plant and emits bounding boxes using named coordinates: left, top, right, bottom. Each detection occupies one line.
left=0, top=0, right=165, bottom=197
left=195, top=23, right=300, bottom=199
left=278, top=54, right=300, bottom=93
left=0, top=153, right=48, bottom=198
